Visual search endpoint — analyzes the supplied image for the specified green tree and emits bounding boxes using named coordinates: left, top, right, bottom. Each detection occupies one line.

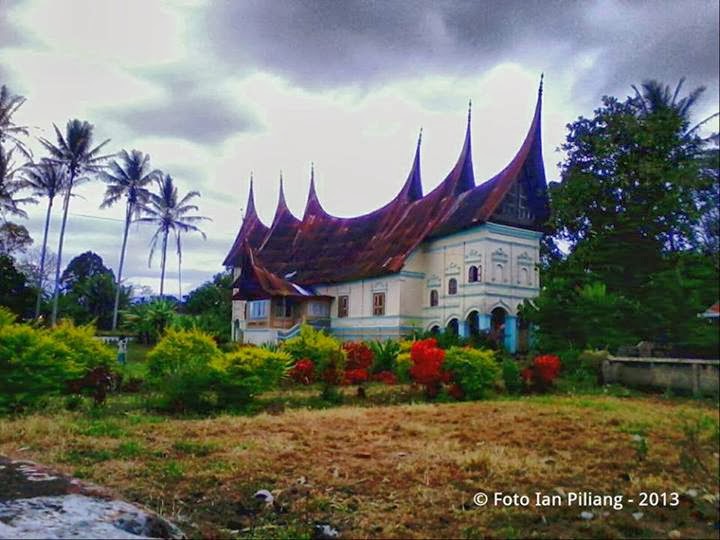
left=100, top=149, right=159, bottom=330
left=0, top=254, right=36, bottom=319
left=0, top=84, right=30, bottom=158
left=39, top=119, right=111, bottom=325
left=535, top=79, right=718, bottom=354
left=0, top=146, right=34, bottom=219
left=181, top=271, right=232, bottom=343
left=0, top=221, right=32, bottom=255
left=23, top=160, right=66, bottom=318
left=137, top=174, right=209, bottom=296
left=58, top=252, right=130, bottom=330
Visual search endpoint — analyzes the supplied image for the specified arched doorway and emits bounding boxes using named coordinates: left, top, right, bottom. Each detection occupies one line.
left=430, top=325, right=440, bottom=335
left=446, top=318, right=459, bottom=335
left=466, top=310, right=480, bottom=337
left=490, top=307, right=507, bottom=346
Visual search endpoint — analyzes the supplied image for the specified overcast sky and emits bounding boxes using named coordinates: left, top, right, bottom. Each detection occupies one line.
left=1, top=0, right=718, bottom=295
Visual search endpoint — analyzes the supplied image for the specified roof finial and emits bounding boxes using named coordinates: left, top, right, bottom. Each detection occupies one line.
left=417, top=127, right=423, bottom=149
left=539, top=73, right=544, bottom=96
left=310, top=161, right=315, bottom=183
left=467, top=99, right=472, bottom=124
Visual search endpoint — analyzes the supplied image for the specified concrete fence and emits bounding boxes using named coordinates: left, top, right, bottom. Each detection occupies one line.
left=602, top=356, right=719, bottom=396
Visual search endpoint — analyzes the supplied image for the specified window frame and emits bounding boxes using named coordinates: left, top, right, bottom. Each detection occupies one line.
left=448, top=278, right=458, bottom=295
left=337, top=295, right=349, bottom=318
left=372, top=292, right=385, bottom=316
left=430, top=289, right=439, bottom=307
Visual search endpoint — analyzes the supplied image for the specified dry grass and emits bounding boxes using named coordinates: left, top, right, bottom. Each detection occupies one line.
left=0, top=394, right=718, bottom=539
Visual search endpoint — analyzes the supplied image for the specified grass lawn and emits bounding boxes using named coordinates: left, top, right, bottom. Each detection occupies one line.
left=0, top=392, right=717, bottom=539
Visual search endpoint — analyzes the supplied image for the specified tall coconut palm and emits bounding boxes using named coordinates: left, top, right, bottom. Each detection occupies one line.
left=631, top=78, right=719, bottom=137
left=23, top=159, right=67, bottom=318
left=0, top=146, right=34, bottom=220
left=0, top=84, right=31, bottom=158
left=100, top=149, right=160, bottom=329
left=39, top=119, right=112, bottom=325
left=137, top=174, right=209, bottom=297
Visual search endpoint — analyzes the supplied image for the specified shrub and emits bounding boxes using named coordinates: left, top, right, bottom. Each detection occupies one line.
left=443, top=347, right=500, bottom=400
left=282, top=325, right=346, bottom=379
left=343, top=342, right=374, bottom=370
left=368, top=340, right=400, bottom=373
left=578, top=349, right=610, bottom=382
left=344, top=368, right=369, bottom=385
left=409, top=338, right=446, bottom=397
left=0, top=307, right=16, bottom=328
left=214, top=347, right=291, bottom=405
left=372, top=371, right=397, bottom=385
left=290, top=358, right=315, bottom=384
left=534, top=354, right=561, bottom=385
left=0, top=323, right=76, bottom=412
left=395, top=352, right=412, bottom=383
left=147, top=329, right=223, bottom=412
left=523, top=354, right=562, bottom=392
left=501, top=357, right=523, bottom=394
left=50, top=320, right=114, bottom=371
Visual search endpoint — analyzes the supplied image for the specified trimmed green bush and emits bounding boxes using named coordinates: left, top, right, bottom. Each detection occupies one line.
left=214, top=347, right=292, bottom=405
left=443, top=347, right=500, bottom=400
left=50, top=320, right=114, bottom=370
left=282, top=324, right=346, bottom=378
left=147, top=328, right=223, bottom=412
left=0, top=323, right=76, bottom=412
left=501, top=357, right=523, bottom=394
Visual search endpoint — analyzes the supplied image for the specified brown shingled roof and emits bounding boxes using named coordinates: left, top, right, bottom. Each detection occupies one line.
left=226, top=82, right=549, bottom=290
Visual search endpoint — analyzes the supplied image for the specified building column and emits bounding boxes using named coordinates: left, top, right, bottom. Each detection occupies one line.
left=505, top=315, right=518, bottom=354
left=459, top=320, right=469, bottom=338
left=479, top=314, right=491, bottom=331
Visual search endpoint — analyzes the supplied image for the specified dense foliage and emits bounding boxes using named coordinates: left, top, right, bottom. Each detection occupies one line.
left=443, top=347, right=500, bottom=400
left=0, top=308, right=114, bottom=412
left=527, top=80, right=719, bottom=358
left=283, top=325, right=346, bottom=381
left=214, top=346, right=291, bottom=405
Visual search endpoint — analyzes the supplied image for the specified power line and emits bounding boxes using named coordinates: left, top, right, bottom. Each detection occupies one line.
left=68, top=212, right=124, bottom=223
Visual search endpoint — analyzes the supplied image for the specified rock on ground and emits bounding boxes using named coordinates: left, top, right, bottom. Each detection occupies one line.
left=0, top=457, right=183, bottom=539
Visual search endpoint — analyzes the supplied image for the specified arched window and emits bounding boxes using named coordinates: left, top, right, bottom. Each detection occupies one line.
left=430, top=325, right=440, bottom=335
left=448, top=278, right=458, bottom=295
left=468, top=265, right=478, bottom=282
left=430, top=289, right=439, bottom=306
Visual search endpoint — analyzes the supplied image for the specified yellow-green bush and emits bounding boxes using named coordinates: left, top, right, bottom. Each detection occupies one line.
left=0, top=321, right=76, bottom=412
left=50, top=320, right=114, bottom=370
left=395, top=352, right=412, bottom=383
left=147, top=328, right=223, bottom=412
left=282, top=324, right=346, bottom=378
left=214, top=347, right=292, bottom=405
left=444, top=347, right=500, bottom=400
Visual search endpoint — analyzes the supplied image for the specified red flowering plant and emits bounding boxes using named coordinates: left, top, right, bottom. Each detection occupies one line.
left=341, top=342, right=374, bottom=395
left=409, top=338, right=447, bottom=398
left=290, top=358, right=315, bottom=385
left=371, top=371, right=397, bottom=385
left=522, top=354, right=561, bottom=392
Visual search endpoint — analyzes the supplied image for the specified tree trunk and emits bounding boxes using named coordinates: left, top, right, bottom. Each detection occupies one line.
left=112, top=202, right=132, bottom=330
left=35, top=197, right=54, bottom=319
left=51, top=178, right=74, bottom=326
left=177, top=234, right=182, bottom=300
left=159, top=229, right=168, bottom=297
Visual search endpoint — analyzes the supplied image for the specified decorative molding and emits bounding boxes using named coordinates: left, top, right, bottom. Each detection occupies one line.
left=465, top=249, right=482, bottom=263
left=371, top=281, right=388, bottom=292
left=517, top=251, right=533, bottom=265
left=445, top=261, right=460, bottom=275
left=426, top=273, right=441, bottom=288
left=491, top=247, right=509, bottom=263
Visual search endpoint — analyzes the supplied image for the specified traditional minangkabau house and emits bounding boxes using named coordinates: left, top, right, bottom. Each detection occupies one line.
left=224, top=80, right=550, bottom=352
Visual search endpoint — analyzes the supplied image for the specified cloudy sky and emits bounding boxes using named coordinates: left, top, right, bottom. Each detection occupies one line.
left=1, top=0, right=718, bottom=295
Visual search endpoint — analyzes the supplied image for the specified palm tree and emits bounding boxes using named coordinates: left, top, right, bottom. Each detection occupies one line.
left=631, top=78, right=719, bottom=137
left=137, top=174, right=209, bottom=297
left=23, top=159, right=67, bottom=318
left=39, top=119, right=112, bottom=325
left=0, top=146, right=34, bottom=220
left=0, top=84, right=31, bottom=158
left=100, top=149, right=159, bottom=330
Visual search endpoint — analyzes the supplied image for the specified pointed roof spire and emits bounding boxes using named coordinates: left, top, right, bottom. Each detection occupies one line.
left=303, top=161, right=327, bottom=218
left=444, top=100, right=475, bottom=195
left=244, top=172, right=257, bottom=219
left=397, top=127, right=423, bottom=202
left=539, top=73, right=544, bottom=96
left=277, top=170, right=288, bottom=211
